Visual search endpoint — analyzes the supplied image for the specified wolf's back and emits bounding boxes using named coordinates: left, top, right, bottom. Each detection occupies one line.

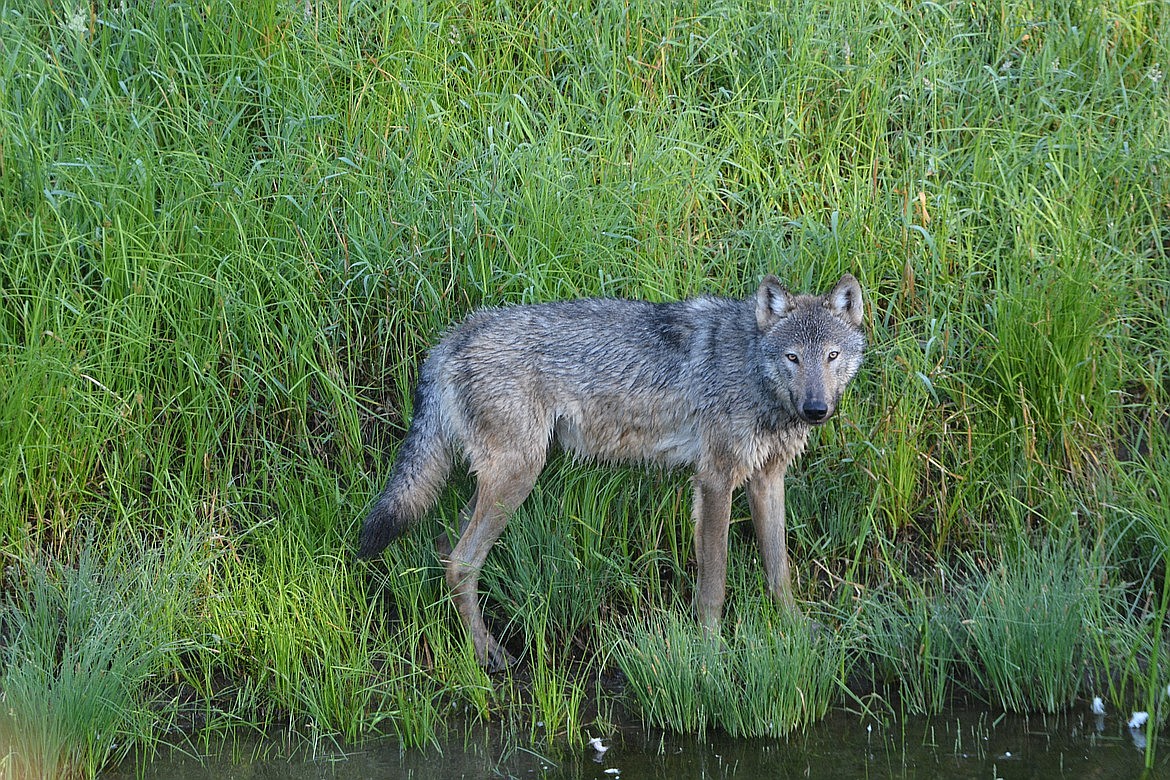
left=357, top=366, right=452, bottom=558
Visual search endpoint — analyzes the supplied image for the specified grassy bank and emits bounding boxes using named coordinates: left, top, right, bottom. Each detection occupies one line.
left=1, top=0, right=1167, bottom=776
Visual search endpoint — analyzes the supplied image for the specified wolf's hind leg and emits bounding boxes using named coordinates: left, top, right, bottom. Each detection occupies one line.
left=445, top=458, right=542, bottom=671
left=435, top=486, right=478, bottom=557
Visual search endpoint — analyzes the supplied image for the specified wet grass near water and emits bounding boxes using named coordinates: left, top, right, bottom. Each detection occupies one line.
left=1, top=0, right=1168, bottom=776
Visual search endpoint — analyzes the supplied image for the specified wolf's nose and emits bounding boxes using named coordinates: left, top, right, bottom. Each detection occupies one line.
left=803, top=402, right=828, bottom=421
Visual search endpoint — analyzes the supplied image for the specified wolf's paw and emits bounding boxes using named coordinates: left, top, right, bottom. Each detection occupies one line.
left=479, top=636, right=518, bottom=673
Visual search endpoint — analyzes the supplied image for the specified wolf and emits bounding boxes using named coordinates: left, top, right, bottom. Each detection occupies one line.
left=358, top=273, right=865, bottom=670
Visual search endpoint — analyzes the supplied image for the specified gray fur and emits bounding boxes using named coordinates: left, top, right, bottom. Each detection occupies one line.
left=358, top=273, right=866, bottom=670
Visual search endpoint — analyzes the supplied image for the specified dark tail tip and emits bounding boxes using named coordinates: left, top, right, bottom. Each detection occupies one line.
left=355, top=501, right=409, bottom=560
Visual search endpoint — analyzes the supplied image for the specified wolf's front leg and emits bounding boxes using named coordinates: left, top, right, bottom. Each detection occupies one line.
left=747, top=459, right=795, bottom=609
left=692, top=475, right=734, bottom=630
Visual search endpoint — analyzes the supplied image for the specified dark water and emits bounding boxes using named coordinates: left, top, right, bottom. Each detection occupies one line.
left=108, top=709, right=1165, bottom=779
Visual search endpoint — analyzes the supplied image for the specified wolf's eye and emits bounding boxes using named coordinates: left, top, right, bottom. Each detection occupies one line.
left=785, top=353, right=799, bottom=363
left=827, top=350, right=839, bottom=361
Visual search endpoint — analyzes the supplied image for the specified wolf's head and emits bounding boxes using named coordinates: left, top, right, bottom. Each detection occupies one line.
left=755, top=273, right=866, bottom=426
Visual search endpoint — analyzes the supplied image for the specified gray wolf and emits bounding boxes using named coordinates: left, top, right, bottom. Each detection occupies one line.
left=358, top=274, right=865, bottom=670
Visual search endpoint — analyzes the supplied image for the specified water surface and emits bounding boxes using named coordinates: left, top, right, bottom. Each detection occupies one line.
left=109, top=708, right=1164, bottom=779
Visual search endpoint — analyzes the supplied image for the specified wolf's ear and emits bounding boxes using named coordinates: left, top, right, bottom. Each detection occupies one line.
left=756, top=275, right=794, bottom=330
left=826, top=273, right=864, bottom=327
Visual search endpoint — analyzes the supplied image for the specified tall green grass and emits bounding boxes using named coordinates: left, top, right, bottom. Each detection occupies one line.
left=0, top=0, right=1167, bottom=770
left=959, top=544, right=1092, bottom=713
left=0, top=544, right=195, bottom=779
left=857, top=582, right=964, bottom=716
left=612, top=607, right=842, bottom=738
left=857, top=543, right=1137, bottom=719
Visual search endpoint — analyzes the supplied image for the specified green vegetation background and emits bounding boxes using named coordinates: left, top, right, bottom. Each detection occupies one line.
left=0, top=0, right=1167, bottom=776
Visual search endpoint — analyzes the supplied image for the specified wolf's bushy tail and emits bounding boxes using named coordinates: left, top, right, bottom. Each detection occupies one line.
left=357, top=373, right=451, bottom=559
